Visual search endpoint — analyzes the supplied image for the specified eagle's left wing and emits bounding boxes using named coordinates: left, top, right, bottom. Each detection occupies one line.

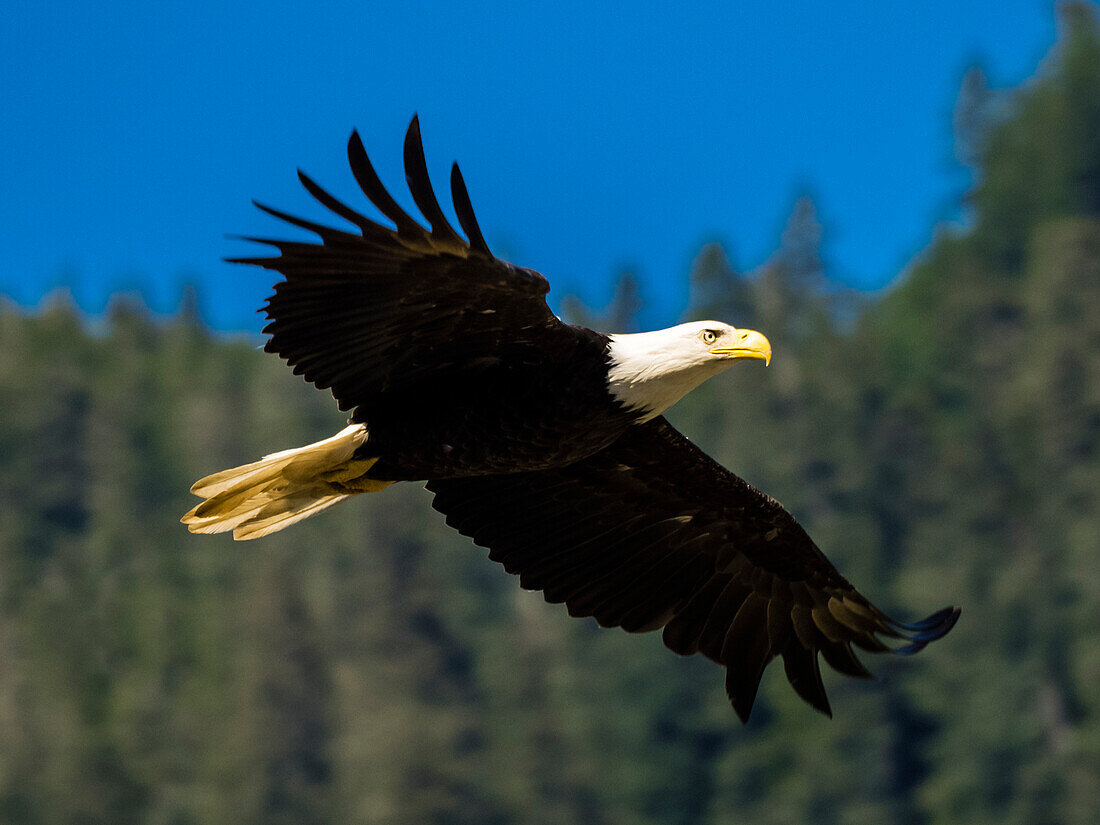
left=230, top=117, right=578, bottom=424
left=428, top=417, right=958, bottom=722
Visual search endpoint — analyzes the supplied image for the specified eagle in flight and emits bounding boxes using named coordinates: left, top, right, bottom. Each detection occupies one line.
left=184, top=117, right=959, bottom=722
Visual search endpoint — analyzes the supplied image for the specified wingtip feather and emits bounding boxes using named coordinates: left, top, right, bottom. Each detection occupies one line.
left=402, top=115, right=463, bottom=245
left=347, top=127, right=423, bottom=236
left=450, top=162, right=493, bottom=256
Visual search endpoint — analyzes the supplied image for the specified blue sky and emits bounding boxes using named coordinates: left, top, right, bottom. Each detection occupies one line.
left=0, top=1, right=1061, bottom=330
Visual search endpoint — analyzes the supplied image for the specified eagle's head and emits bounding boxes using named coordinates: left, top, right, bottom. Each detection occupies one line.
left=606, top=321, right=771, bottom=421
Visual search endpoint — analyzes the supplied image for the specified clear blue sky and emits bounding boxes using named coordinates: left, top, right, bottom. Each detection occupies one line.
left=1, top=1, right=1061, bottom=330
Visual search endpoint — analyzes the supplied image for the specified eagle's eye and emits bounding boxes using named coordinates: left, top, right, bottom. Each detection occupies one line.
left=700, top=329, right=719, bottom=345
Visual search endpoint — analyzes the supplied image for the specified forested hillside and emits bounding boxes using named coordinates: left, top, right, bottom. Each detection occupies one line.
left=1, top=7, right=1099, bottom=824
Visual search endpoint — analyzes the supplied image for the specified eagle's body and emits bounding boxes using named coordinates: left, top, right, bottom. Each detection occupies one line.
left=359, top=324, right=625, bottom=479
left=184, top=118, right=958, bottom=722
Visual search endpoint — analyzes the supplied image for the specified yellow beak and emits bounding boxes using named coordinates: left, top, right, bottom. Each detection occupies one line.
left=710, top=328, right=772, bottom=366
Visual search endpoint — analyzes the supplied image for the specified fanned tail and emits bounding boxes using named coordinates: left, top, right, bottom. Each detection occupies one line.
left=182, top=424, right=391, bottom=540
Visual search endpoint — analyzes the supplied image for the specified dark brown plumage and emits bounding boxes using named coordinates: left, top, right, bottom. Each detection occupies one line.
left=429, top=417, right=958, bottom=721
left=186, top=116, right=959, bottom=721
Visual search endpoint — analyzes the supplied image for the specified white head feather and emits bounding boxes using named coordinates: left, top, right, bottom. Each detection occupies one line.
left=606, top=321, right=771, bottom=422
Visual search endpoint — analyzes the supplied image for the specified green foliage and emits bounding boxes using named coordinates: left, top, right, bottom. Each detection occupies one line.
left=2, top=6, right=1100, bottom=822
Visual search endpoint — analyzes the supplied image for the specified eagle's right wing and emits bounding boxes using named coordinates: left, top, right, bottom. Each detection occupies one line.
left=428, top=416, right=959, bottom=722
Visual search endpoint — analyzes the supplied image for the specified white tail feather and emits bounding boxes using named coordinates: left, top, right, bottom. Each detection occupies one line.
left=182, top=424, right=390, bottom=540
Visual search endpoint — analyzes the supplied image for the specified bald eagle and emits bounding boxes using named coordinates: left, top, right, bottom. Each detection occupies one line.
left=183, top=117, right=958, bottom=722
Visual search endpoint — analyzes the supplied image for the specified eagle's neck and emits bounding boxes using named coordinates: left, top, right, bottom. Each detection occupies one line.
left=605, top=329, right=729, bottom=422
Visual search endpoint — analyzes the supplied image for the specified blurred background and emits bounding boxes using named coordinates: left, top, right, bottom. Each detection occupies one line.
left=2, top=1, right=1099, bottom=823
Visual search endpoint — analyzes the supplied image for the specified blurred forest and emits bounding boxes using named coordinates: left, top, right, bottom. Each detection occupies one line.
left=2, top=6, right=1100, bottom=824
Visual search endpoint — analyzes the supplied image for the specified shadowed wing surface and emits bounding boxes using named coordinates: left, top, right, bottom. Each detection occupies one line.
left=231, top=116, right=575, bottom=421
left=428, top=417, right=959, bottom=722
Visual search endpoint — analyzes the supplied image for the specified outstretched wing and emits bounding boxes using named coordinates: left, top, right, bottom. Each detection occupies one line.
left=428, top=417, right=959, bottom=722
left=232, top=116, right=575, bottom=421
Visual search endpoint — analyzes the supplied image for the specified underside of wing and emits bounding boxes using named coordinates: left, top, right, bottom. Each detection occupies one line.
left=427, top=417, right=959, bottom=722
left=231, top=116, right=573, bottom=420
